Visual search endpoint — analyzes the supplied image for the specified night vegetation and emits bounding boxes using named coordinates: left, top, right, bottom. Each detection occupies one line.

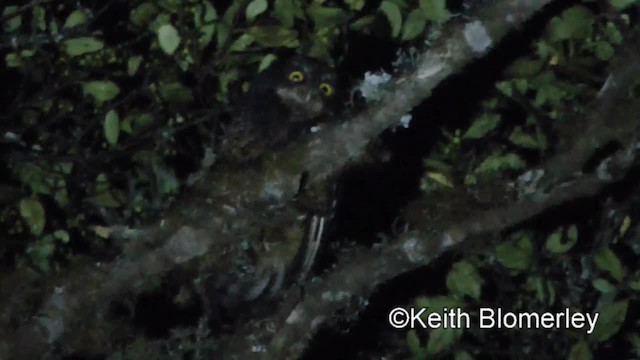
left=1, top=0, right=639, bottom=359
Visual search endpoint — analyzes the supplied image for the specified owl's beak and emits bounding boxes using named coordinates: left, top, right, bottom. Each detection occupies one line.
left=276, top=87, right=324, bottom=119
left=292, top=87, right=315, bottom=104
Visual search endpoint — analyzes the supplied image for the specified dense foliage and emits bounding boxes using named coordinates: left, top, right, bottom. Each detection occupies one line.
left=1, top=0, right=639, bottom=359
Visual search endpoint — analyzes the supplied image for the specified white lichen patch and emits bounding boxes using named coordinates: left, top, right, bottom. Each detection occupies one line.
left=310, top=315, right=326, bottom=331
left=358, top=71, right=392, bottom=101
left=222, top=204, right=237, bottom=215
left=286, top=304, right=304, bottom=324
left=505, top=14, right=515, bottom=23
left=402, top=237, right=425, bottom=263
left=464, top=21, right=492, bottom=54
left=166, top=226, right=209, bottom=264
left=321, top=290, right=351, bottom=302
left=262, top=181, right=284, bottom=201
left=596, top=158, right=614, bottom=181
left=597, top=74, right=614, bottom=98
left=441, top=232, right=455, bottom=248
left=399, top=114, right=412, bottom=128
left=416, top=51, right=447, bottom=80
left=392, top=47, right=421, bottom=68
left=511, top=168, right=545, bottom=199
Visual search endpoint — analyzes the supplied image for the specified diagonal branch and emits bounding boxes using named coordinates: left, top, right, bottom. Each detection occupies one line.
left=0, top=0, right=565, bottom=358
left=217, top=22, right=640, bottom=360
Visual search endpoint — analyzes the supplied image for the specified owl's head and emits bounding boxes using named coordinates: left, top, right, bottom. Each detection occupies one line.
left=220, top=56, right=341, bottom=162
left=261, top=55, right=340, bottom=123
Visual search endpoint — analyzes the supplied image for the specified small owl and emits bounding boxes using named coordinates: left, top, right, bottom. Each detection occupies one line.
left=219, top=55, right=341, bottom=162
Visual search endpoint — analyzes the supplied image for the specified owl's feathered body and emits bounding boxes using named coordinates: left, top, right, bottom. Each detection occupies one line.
left=219, top=56, right=340, bottom=162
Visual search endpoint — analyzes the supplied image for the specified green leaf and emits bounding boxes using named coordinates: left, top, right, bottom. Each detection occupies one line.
left=425, top=172, right=453, bottom=188
left=3, top=6, right=22, bottom=32
left=130, top=3, right=159, bottom=27
left=406, top=330, right=423, bottom=355
left=475, top=153, right=526, bottom=175
left=127, top=56, right=143, bottom=76
left=64, top=9, right=88, bottom=29
left=307, top=4, right=350, bottom=29
left=135, top=113, right=153, bottom=129
left=14, top=163, right=51, bottom=195
left=89, top=190, right=126, bottom=208
left=273, top=0, right=296, bottom=27
left=246, top=0, right=268, bottom=22
left=350, top=15, right=376, bottom=33
left=193, top=1, right=217, bottom=48
left=527, top=276, right=548, bottom=304
left=609, top=0, right=640, bottom=10
left=32, top=6, right=46, bottom=31
left=401, top=9, right=427, bottom=41
left=152, top=160, right=180, bottom=195
left=629, top=270, right=640, bottom=291
left=217, top=69, right=239, bottom=101
left=53, top=230, right=70, bottom=244
left=504, top=58, right=544, bottom=77
left=628, top=333, right=640, bottom=352
left=592, top=278, right=617, bottom=293
left=496, top=81, right=513, bottom=97
left=415, top=295, right=462, bottom=312
left=229, top=33, right=255, bottom=52
left=594, top=41, right=615, bottom=61
left=594, top=247, right=625, bottom=282
left=345, top=0, right=366, bottom=10
left=547, top=6, right=594, bottom=42
left=568, top=340, right=591, bottom=360
left=157, top=24, right=181, bottom=55
left=308, top=27, right=337, bottom=60
left=420, top=0, right=450, bottom=24
left=63, top=37, right=104, bottom=57
left=509, top=126, right=540, bottom=149
left=5, top=53, right=20, bottom=67
left=150, top=13, right=172, bottom=33
left=455, top=351, right=474, bottom=360
left=104, top=110, right=120, bottom=145
left=446, top=260, right=483, bottom=300
left=545, top=226, right=577, bottom=253
left=258, top=54, right=278, bottom=72
left=247, top=26, right=299, bottom=47
left=424, top=158, right=453, bottom=172
left=379, top=1, right=402, bottom=38
left=567, top=224, right=578, bottom=242
left=19, top=198, right=46, bottom=236
left=158, top=81, right=193, bottom=104
left=426, top=327, right=463, bottom=354
left=122, top=112, right=153, bottom=134
left=57, top=162, right=73, bottom=175
left=217, top=1, right=243, bottom=47
left=532, top=71, right=572, bottom=106
left=463, top=113, right=501, bottom=139
left=27, top=236, right=55, bottom=272
left=547, top=280, right=556, bottom=305
left=496, top=233, right=533, bottom=271
left=590, top=300, right=628, bottom=342
left=83, top=81, right=120, bottom=105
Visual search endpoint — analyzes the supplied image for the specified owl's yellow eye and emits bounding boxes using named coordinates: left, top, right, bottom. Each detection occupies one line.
left=319, top=83, right=333, bottom=96
left=288, top=71, right=304, bottom=82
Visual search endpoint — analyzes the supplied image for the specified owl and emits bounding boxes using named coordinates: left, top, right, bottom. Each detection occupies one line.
left=219, top=55, right=341, bottom=162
